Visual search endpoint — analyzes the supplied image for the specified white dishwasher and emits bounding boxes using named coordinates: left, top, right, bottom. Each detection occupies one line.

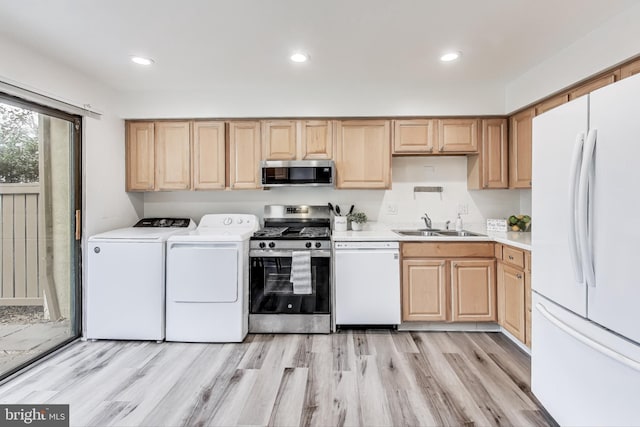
left=334, top=241, right=401, bottom=325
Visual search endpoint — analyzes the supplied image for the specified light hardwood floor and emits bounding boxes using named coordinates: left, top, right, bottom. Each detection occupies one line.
left=0, top=331, right=554, bottom=426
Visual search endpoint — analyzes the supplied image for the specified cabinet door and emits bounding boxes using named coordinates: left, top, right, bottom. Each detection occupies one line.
left=402, top=259, right=447, bottom=321
left=569, top=70, right=619, bottom=100
left=228, top=121, right=261, bottom=189
left=621, top=58, right=640, bottom=79
left=192, top=121, right=225, bottom=190
left=335, top=120, right=391, bottom=189
left=437, top=119, right=479, bottom=153
left=535, top=93, right=569, bottom=115
left=451, top=259, right=496, bottom=322
left=155, top=121, right=191, bottom=191
left=481, top=118, right=508, bottom=188
left=497, top=262, right=526, bottom=342
left=262, top=120, right=297, bottom=160
left=300, top=120, right=332, bottom=159
left=509, top=107, right=534, bottom=188
left=126, top=121, right=155, bottom=191
left=393, top=119, right=436, bottom=154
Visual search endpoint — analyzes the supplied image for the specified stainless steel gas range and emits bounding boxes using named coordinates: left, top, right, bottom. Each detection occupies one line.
left=249, top=205, right=331, bottom=333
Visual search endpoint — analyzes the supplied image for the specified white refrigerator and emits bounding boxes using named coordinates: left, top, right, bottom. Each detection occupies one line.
left=532, top=73, right=640, bottom=426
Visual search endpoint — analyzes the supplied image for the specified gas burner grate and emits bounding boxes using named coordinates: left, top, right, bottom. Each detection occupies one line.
left=299, top=227, right=330, bottom=238
left=253, top=227, right=289, bottom=238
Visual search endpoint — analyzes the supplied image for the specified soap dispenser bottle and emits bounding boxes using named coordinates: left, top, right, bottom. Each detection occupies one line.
left=455, top=214, right=463, bottom=231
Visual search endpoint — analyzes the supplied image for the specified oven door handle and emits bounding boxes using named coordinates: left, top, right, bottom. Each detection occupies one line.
left=250, top=249, right=331, bottom=258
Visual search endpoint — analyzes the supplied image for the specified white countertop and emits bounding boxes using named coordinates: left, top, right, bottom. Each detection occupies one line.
left=331, top=222, right=532, bottom=251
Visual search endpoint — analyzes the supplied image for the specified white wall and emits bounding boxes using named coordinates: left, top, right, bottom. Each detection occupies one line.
left=117, top=82, right=506, bottom=119
left=506, top=3, right=640, bottom=112
left=144, top=157, right=521, bottom=229
left=0, top=35, right=143, bottom=236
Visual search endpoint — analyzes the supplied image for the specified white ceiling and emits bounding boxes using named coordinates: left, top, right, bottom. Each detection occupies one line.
left=0, top=0, right=637, bottom=98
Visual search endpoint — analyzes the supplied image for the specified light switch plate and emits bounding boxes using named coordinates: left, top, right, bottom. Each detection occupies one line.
left=386, top=203, right=398, bottom=215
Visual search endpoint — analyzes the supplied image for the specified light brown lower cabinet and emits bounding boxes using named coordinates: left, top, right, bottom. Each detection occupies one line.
left=451, top=260, right=496, bottom=322
left=497, top=262, right=526, bottom=342
left=401, top=243, right=496, bottom=323
left=402, top=259, right=448, bottom=321
left=496, top=243, right=532, bottom=347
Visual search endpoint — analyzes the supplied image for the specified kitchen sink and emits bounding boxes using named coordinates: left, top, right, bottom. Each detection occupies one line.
left=394, top=230, right=442, bottom=237
left=435, top=230, right=484, bottom=237
left=393, top=229, right=485, bottom=238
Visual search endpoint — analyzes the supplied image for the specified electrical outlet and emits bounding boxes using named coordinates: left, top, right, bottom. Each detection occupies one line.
left=458, top=203, right=469, bottom=215
left=386, top=203, right=398, bottom=215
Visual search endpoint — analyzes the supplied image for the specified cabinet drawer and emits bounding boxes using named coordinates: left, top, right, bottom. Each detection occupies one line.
left=402, top=242, right=494, bottom=258
left=501, top=245, right=525, bottom=269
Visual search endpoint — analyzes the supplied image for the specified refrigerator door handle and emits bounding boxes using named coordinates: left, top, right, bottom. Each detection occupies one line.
left=577, top=129, right=597, bottom=287
left=568, top=132, right=585, bottom=284
left=536, top=303, right=640, bottom=372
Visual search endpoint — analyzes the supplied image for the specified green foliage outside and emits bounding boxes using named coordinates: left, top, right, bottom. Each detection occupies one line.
left=0, top=103, right=40, bottom=183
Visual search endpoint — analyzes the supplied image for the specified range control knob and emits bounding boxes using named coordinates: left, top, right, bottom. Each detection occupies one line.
left=268, top=242, right=276, bottom=249
left=305, top=242, right=312, bottom=248
left=315, top=242, right=322, bottom=248
left=223, top=217, right=232, bottom=225
left=237, top=218, right=243, bottom=224
left=259, top=242, right=266, bottom=249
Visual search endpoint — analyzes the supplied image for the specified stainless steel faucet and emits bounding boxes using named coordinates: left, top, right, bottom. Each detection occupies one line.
left=421, top=212, right=432, bottom=229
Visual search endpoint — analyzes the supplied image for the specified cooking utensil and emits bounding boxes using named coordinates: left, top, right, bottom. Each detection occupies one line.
left=348, top=205, right=354, bottom=215
left=336, top=205, right=341, bottom=216
left=328, top=203, right=334, bottom=214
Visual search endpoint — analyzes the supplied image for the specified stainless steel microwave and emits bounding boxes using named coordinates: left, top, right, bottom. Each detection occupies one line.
left=260, top=160, right=335, bottom=188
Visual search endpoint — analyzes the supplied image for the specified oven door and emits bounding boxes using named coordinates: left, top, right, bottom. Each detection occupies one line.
left=250, top=250, right=330, bottom=314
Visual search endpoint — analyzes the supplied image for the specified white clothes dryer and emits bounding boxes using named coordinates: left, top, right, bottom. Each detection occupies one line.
left=86, top=218, right=195, bottom=341
left=165, top=214, right=259, bottom=342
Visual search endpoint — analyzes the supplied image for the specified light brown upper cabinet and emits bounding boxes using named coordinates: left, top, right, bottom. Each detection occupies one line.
left=467, top=118, right=508, bottom=189
left=392, top=119, right=436, bottom=154
left=437, top=119, right=479, bottom=153
left=126, top=121, right=155, bottom=191
left=535, top=93, right=569, bottom=116
left=262, top=120, right=297, bottom=160
left=621, top=58, right=640, bottom=79
left=300, top=120, right=333, bottom=160
left=569, top=70, right=620, bottom=100
left=335, top=120, right=391, bottom=189
left=155, top=121, right=191, bottom=191
left=262, top=120, right=333, bottom=160
left=192, top=121, right=226, bottom=190
left=509, top=108, right=534, bottom=189
left=228, top=121, right=261, bottom=190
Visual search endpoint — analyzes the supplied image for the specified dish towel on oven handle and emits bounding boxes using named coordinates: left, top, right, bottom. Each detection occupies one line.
left=290, top=251, right=312, bottom=295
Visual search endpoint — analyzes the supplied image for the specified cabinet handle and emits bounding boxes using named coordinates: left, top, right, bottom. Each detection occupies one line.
left=508, top=255, right=514, bottom=260
left=516, top=273, right=523, bottom=279
left=484, top=184, right=488, bottom=188
left=428, top=147, right=433, bottom=153
left=439, top=147, right=444, bottom=152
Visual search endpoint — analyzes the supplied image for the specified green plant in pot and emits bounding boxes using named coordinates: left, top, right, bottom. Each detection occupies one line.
left=347, top=211, right=367, bottom=231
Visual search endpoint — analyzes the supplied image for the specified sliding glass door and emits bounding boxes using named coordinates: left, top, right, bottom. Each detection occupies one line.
left=0, top=93, right=81, bottom=379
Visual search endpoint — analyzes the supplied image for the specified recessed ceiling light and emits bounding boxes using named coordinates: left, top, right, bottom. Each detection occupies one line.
left=131, top=56, right=154, bottom=66
left=440, top=51, right=461, bottom=62
left=290, top=52, right=309, bottom=63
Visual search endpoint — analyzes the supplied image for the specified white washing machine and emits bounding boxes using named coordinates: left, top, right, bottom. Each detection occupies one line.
left=86, top=218, right=196, bottom=341
left=165, top=214, right=259, bottom=342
